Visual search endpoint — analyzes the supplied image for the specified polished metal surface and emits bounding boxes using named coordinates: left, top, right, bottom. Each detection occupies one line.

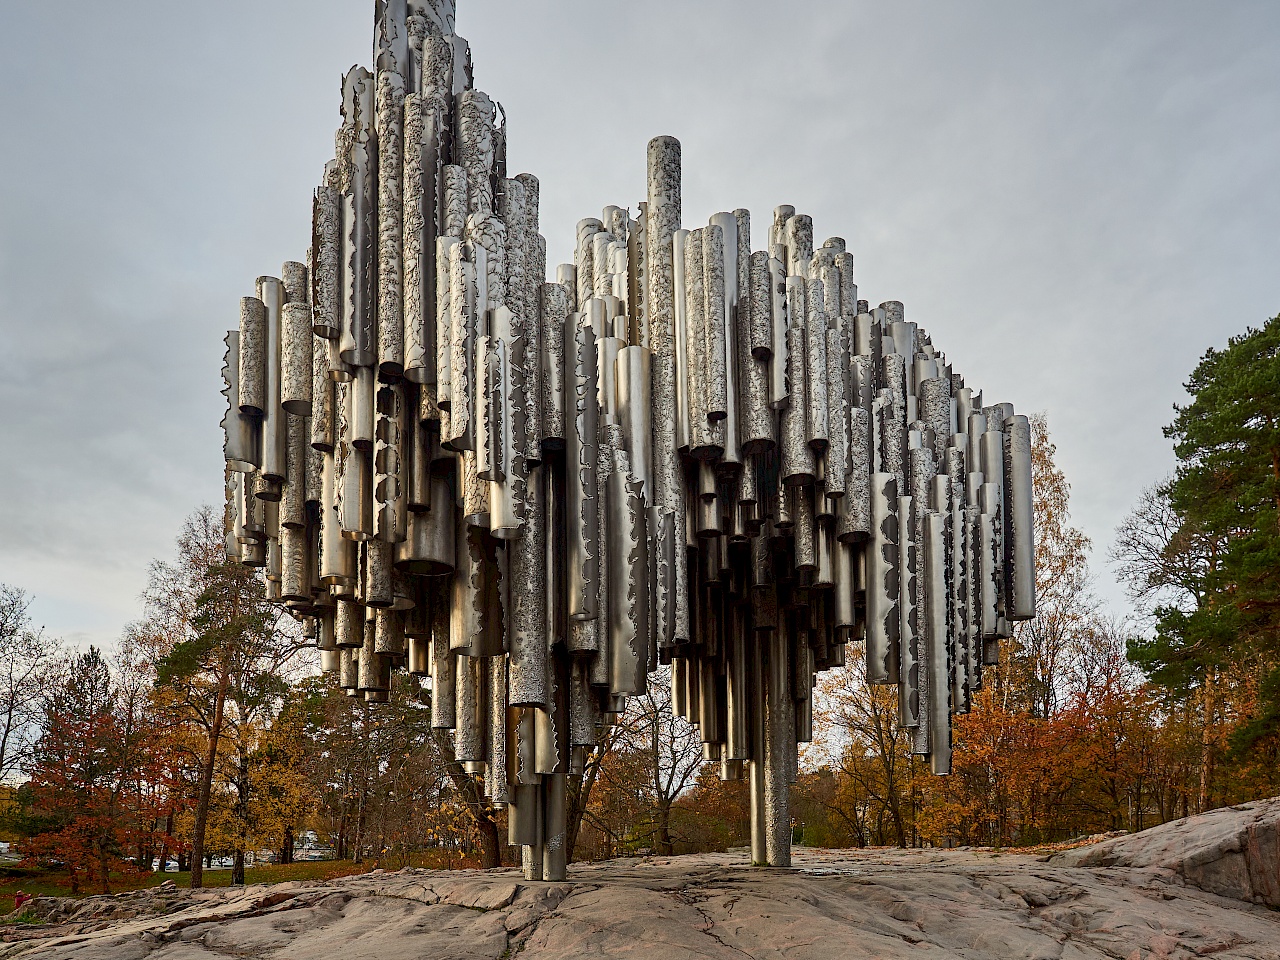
left=219, top=0, right=1037, bottom=877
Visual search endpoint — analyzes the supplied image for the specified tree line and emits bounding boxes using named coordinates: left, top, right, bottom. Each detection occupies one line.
left=3, top=315, right=1278, bottom=890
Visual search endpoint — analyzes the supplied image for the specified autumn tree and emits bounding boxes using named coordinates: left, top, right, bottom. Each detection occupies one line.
left=1112, top=484, right=1215, bottom=618
left=579, top=744, right=653, bottom=859
left=1111, top=482, right=1219, bottom=812
left=1002, top=414, right=1096, bottom=718
left=0, top=586, right=63, bottom=787
left=596, top=668, right=703, bottom=855
left=673, top=767, right=751, bottom=852
left=809, top=646, right=917, bottom=847
left=249, top=706, right=312, bottom=864
left=20, top=648, right=167, bottom=893
left=290, top=674, right=378, bottom=861
left=291, top=672, right=491, bottom=867
left=563, top=725, right=617, bottom=864
left=136, top=506, right=310, bottom=886
left=113, top=636, right=186, bottom=873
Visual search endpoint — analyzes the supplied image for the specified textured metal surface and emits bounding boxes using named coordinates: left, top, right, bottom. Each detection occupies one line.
left=258, top=277, right=287, bottom=482
left=615, top=345, right=653, bottom=501
left=509, top=463, right=547, bottom=706
left=780, top=284, right=816, bottom=486
left=606, top=449, right=648, bottom=697
left=443, top=242, right=477, bottom=451
left=219, top=1, right=1037, bottom=874
left=376, top=69, right=406, bottom=379
left=221, top=332, right=257, bottom=471
left=804, top=277, right=829, bottom=451
left=1004, top=414, right=1036, bottom=621
left=539, top=282, right=568, bottom=448
left=702, top=220, right=729, bottom=425
left=281, top=302, right=314, bottom=417
left=565, top=311, right=599, bottom=621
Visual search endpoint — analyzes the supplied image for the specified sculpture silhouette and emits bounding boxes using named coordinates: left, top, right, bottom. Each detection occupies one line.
left=220, top=0, right=1036, bottom=878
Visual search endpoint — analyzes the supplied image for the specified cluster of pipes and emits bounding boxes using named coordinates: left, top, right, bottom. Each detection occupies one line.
left=219, top=0, right=1035, bottom=876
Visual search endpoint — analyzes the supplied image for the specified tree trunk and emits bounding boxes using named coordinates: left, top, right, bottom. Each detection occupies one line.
left=190, top=672, right=229, bottom=889
left=432, top=729, right=504, bottom=868
left=1199, top=674, right=1216, bottom=813
left=566, top=743, right=606, bottom=863
left=352, top=806, right=364, bottom=864
left=98, top=836, right=111, bottom=894
left=476, top=812, right=501, bottom=868
left=656, top=800, right=673, bottom=855
left=565, top=774, right=584, bottom=862
left=233, top=749, right=248, bottom=884
left=352, top=744, right=371, bottom=864
left=281, top=825, right=294, bottom=865
left=157, top=809, right=175, bottom=874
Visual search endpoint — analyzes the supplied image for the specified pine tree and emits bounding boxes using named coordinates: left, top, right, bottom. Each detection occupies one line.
left=1133, top=316, right=1280, bottom=756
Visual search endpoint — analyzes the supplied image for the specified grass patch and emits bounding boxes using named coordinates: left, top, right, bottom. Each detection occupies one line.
left=0, top=850, right=485, bottom=910
left=1, top=911, right=43, bottom=925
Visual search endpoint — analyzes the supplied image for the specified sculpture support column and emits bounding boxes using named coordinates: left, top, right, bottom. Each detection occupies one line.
left=763, top=628, right=791, bottom=867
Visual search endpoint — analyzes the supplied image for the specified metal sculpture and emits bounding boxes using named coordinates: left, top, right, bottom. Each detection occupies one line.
left=220, top=0, right=1036, bottom=876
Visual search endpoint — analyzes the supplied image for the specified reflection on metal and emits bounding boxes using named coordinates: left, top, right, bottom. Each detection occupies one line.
left=219, top=0, right=1036, bottom=878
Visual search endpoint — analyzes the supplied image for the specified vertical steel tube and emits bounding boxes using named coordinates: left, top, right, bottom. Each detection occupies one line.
left=457, top=90, right=495, bottom=216
left=402, top=90, right=432, bottom=387
left=540, top=282, right=569, bottom=449
left=543, top=651, right=569, bottom=881
left=434, top=235, right=459, bottom=410
left=725, top=618, right=749, bottom=762
left=312, top=181, right=342, bottom=342
left=684, top=227, right=710, bottom=454
left=924, top=511, right=952, bottom=775
left=804, top=278, right=829, bottom=452
left=763, top=628, right=791, bottom=867
left=575, top=219, right=601, bottom=310
left=566, top=312, right=599, bottom=621
left=780, top=282, right=816, bottom=485
left=607, top=446, right=649, bottom=697
left=672, top=229, right=691, bottom=451
left=281, top=303, right=314, bottom=417
left=616, top=345, right=654, bottom=502
left=898, top=493, right=921, bottom=736
left=377, top=70, right=406, bottom=380
left=866, top=473, right=899, bottom=684
left=1004, top=414, right=1036, bottom=621
left=258, top=277, right=288, bottom=482
left=510, top=463, right=548, bottom=707
left=824, top=325, right=849, bottom=497
left=741, top=255, right=776, bottom=453
left=339, top=68, right=376, bottom=369
left=443, top=243, right=477, bottom=450
left=748, top=630, right=767, bottom=864
left=707, top=213, right=737, bottom=460
left=768, top=253, right=788, bottom=408
left=488, top=655, right=509, bottom=805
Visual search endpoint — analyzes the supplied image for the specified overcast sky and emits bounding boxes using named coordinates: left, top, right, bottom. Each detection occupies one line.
left=2, top=1, right=1278, bottom=648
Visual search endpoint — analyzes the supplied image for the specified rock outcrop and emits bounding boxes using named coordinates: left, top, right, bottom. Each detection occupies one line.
left=1053, top=796, right=1280, bottom=909
left=3, top=841, right=1278, bottom=960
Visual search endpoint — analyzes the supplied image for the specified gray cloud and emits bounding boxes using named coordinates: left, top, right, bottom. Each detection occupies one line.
left=1, top=0, right=1277, bottom=644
